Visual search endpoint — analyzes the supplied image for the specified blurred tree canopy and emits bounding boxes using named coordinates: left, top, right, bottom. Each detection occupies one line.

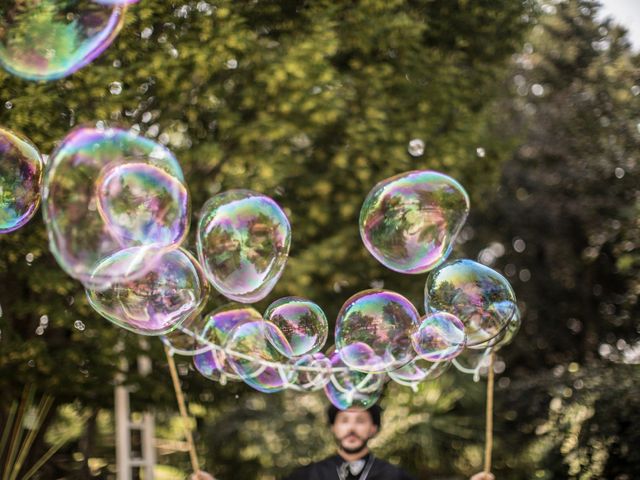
left=1, top=0, right=639, bottom=479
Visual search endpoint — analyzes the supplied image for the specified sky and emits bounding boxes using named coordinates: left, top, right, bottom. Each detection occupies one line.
left=598, top=0, right=640, bottom=50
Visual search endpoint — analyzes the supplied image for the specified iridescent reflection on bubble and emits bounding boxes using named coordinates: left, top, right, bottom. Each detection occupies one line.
left=360, top=170, right=469, bottom=274
left=197, top=190, right=291, bottom=303
left=226, top=320, right=287, bottom=393
left=264, top=297, right=328, bottom=358
left=411, top=312, right=466, bottom=361
left=425, top=259, right=516, bottom=346
left=0, top=127, right=43, bottom=234
left=335, top=289, right=419, bottom=373
left=0, top=1, right=126, bottom=81
left=323, top=350, right=385, bottom=410
left=193, top=305, right=262, bottom=382
left=43, top=127, right=188, bottom=289
left=86, top=248, right=209, bottom=335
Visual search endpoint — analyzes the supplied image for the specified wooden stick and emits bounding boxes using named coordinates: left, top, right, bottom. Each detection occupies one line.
left=484, top=352, right=495, bottom=476
left=164, top=346, right=200, bottom=474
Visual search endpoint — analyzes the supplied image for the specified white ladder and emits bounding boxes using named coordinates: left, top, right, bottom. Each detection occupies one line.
left=115, top=353, right=156, bottom=480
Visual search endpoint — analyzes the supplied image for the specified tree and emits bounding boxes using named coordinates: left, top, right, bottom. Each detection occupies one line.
left=1, top=0, right=533, bottom=477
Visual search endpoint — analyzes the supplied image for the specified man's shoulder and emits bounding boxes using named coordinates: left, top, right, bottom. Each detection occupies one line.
left=371, top=457, right=417, bottom=480
left=282, top=456, right=338, bottom=480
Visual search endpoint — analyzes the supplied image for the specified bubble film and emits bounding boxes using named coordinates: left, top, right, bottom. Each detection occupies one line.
left=86, top=248, right=209, bottom=335
left=226, top=320, right=287, bottom=393
left=388, top=358, right=451, bottom=388
left=324, top=350, right=385, bottom=410
left=161, top=313, right=211, bottom=356
left=335, top=289, right=419, bottom=373
left=286, top=353, right=331, bottom=391
left=263, top=297, right=328, bottom=358
left=411, top=312, right=466, bottom=361
left=359, top=171, right=469, bottom=274
left=197, top=190, right=291, bottom=303
left=424, top=259, right=516, bottom=347
left=193, top=305, right=262, bottom=382
left=43, top=127, right=189, bottom=289
left=0, top=1, right=125, bottom=81
left=97, top=163, right=189, bottom=247
left=0, top=127, right=43, bottom=234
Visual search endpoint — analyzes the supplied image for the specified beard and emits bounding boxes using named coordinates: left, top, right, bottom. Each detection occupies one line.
left=337, top=432, right=369, bottom=454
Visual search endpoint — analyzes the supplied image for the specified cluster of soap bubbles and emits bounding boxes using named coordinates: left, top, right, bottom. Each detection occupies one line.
left=3, top=127, right=521, bottom=404
left=1, top=118, right=519, bottom=409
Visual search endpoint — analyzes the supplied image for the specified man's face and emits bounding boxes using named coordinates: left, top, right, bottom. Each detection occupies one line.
left=331, top=409, right=378, bottom=454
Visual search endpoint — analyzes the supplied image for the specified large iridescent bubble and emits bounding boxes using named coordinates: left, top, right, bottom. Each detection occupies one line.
left=0, top=127, right=43, bottom=234
left=335, top=289, right=419, bottom=373
left=193, top=305, right=262, bottom=382
left=387, top=358, right=450, bottom=390
left=323, top=350, right=385, bottom=410
left=197, top=190, right=291, bottom=303
left=411, top=312, right=466, bottom=362
left=0, top=1, right=126, bottom=81
left=359, top=171, right=469, bottom=274
left=226, top=320, right=287, bottom=393
left=86, top=248, right=209, bottom=335
left=263, top=297, right=328, bottom=358
left=43, top=127, right=189, bottom=289
left=424, top=259, right=516, bottom=347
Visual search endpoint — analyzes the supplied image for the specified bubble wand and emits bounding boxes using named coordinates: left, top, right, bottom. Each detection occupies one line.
left=484, top=351, right=495, bottom=476
left=164, top=345, right=203, bottom=477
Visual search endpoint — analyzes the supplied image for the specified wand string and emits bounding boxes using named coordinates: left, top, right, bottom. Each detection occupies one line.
left=164, top=345, right=201, bottom=475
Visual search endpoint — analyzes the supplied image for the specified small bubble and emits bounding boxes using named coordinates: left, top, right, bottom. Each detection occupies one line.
left=25, top=253, right=34, bottom=264
left=74, top=320, right=85, bottom=331
left=614, top=167, right=625, bottom=179
left=35, top=326, right=45, bottom=335
left=225, top=58, right=238, bottom=69
left=531, top=84, right=544, bottom=97
left=109, top=82, right=123, bottom=95
left=5, top=101, right=13, bottom=109
left=40, top=315, right=49, bottom=325
left=513, top=237, right=526, bottom=253
left=476, top=147, right=486, bottom=158
left=519, top=269, right=531, bottom=282
left=68, top=296, right=75, bottom=306
left=631, top=85, right=640, bottom=96
left=142, top=112, right=153, bottom=123
left=113, top=59, right=122, bottom=68
left=141, top=27, right=153, bottom=39
left=407, top=138, right=425, bottom=157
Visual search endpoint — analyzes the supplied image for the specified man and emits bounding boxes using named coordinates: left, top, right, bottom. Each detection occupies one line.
left=192, top=405, right=494, bottom=480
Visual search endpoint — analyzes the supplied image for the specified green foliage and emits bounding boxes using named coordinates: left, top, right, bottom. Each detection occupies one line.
left=2, top=0, right=639, bottom=479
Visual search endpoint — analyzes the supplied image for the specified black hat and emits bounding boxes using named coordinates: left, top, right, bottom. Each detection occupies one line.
left=326, top=404, right=382, bottom=428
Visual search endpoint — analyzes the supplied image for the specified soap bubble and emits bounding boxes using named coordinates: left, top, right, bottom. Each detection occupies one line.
left=263, top=297, right=328, bottom=358
left=388, top=358, right=450, bottom=388
left=411, top=312, right=466, bottom=361
left=96, top=162, right=189, bottom=247
left=424, top=259, right=516, bottom=347
left=86, top=248, right=209, bottom=335
left=43, top=127, right=189, bottom=289
left=0, top=127, right=43, bottom=234
left=323, top=350, right=385, bottom=410
left=193, top=305, right=262, bottom=382
left=0, top=1, right=126, bottom=81
left=335, top=289, right=419, bottom=373
left=471, top=305, right=521, bottom=351
left=286, top=353, right=331, bottom=391
left=226, top=320, right=287, bottom=393
left=359, top=170, right=469, bottom=274
left=197, top=190, right=291, bottom=303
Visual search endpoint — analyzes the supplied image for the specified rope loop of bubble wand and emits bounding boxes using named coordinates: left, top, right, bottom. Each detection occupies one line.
left=164, top=345, right=202, bottom=476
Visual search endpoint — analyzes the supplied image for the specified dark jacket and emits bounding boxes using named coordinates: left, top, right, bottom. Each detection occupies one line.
left=284, top=454, right=417, bottom=480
